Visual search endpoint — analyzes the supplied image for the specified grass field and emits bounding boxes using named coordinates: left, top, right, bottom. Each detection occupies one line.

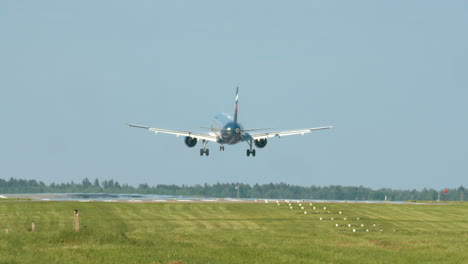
left=0, top=200, right=466, bottom=264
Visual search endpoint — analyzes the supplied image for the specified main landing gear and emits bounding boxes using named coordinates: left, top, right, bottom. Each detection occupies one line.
left=219, top=145, right=225, bottom=151
left=247, top=149, right=256, bottom=157
left=246, top=139, right=256, bottom=157
left=200, top=140, right=209, bottom=156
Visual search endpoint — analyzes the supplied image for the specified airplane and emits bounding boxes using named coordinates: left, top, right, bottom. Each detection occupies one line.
left=128, top=88, right=332, bottom=157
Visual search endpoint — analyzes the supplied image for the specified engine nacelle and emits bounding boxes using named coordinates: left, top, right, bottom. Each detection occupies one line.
left=184, top=137, right=197, bottom=148
left=254, top=138, right=267, bottom=148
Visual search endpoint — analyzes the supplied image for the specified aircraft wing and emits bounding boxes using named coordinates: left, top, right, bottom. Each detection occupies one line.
left=128, top=124, right=218, bottom=142
left=248, top=126, right=333, bottom=140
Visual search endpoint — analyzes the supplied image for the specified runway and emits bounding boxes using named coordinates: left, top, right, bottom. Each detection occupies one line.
left=0, top=193, right=434, bottom=204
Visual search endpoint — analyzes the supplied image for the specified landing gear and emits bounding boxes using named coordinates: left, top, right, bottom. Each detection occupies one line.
left=247, top=149, right=256, bottom=157
left=200, top=140, right=209, bottom=156
left=246, top=139, right=256, bottom=157
left=219, top=145, right=225, bottom=151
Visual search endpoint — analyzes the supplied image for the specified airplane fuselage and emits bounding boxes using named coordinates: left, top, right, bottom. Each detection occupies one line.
left=212, top=113, right=243, bottom=145
left=217, top=121, right=243, bottom=145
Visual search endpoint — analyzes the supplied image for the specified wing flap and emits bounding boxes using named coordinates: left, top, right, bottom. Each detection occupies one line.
left=250, top=126, right=333, bottom=140
left=128, top=124, right=217, bottom=142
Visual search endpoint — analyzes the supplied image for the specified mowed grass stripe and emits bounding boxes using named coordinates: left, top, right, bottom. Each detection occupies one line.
left=0, top=201, right=466, bottom=264
left=309, top=203, right=468, bottom=232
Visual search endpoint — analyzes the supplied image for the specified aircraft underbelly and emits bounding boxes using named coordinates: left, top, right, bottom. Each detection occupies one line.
left=219, top=134, right=241, bottom=145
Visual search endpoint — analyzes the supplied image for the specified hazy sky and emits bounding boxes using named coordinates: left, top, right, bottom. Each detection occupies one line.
left=2, top=1, right=467, bottom=190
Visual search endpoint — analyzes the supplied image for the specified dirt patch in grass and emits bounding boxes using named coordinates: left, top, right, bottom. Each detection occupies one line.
left=330, top=238, right=365, bottom=249
left=406, top=240, right=438, bottom=245
left=368, top=239, right=402, bottom=250
left=173, top=235, right=189, bottom=243
left=206, top=242, right=223, bottom=248
left=335, top=241, right=352, bottom=248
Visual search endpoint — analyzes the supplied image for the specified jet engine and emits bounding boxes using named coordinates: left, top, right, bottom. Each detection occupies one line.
left=184, top=137, right=197, bottom=148
left=254, top=138, right=267, bottom=148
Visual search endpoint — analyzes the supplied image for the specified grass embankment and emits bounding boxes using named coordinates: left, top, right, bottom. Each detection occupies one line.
left=0, top=201, right=466, bottom=264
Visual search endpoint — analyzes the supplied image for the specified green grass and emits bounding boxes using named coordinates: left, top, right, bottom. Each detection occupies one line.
left=0, top=201, right=466, bottom=264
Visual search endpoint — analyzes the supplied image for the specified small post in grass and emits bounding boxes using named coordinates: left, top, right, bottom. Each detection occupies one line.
left=31, top=221, right=36, bottom=232
left=74, top=209, right=80, bottom=232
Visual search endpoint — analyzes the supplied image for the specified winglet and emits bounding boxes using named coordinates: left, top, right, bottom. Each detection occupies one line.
left=234, top=87, right=239, bottom=124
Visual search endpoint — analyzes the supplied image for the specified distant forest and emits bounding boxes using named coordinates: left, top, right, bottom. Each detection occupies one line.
left=0, top=177, right=466, bottom=201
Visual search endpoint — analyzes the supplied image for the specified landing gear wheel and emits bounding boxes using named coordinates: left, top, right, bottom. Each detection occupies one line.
left=246, top=139, right=256, bottom=157
left=199, top=140, right=209, bottom=156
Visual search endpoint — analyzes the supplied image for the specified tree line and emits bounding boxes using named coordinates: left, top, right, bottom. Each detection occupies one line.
left=0, top=177, right=465, bottom=201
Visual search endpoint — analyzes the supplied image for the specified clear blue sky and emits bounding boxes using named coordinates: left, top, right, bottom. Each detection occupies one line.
left=2, top=1, right=467, bottom=190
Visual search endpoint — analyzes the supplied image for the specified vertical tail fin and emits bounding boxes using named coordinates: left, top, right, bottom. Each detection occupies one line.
left=234, top=87, right=239, bottom=124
